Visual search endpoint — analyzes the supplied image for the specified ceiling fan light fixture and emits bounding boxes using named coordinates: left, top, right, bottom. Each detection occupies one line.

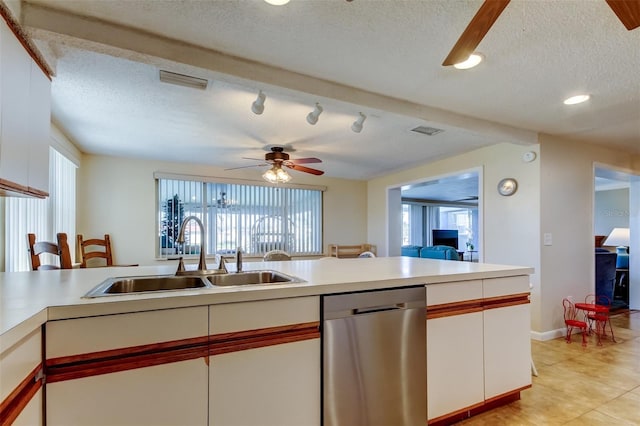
left=251, top=90, right=266, bottom=115
left=263, top=164, right=291, bottom=184
left=306, top=103, right=323, bottom=125
left=563, top=94, right=590, bottom=105
left=351, top=112, right=367, bottom=133
left=453, top=53, right=484, bottom=70
left=264, top=0, right=290, bottom=5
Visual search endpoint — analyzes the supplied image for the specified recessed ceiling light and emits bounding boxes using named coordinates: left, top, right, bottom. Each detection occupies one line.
left=563, top=95, right=590, bottom=105
left=453, top=53, right=483, bottom=70
left=264, top=0, right=290, bottom=5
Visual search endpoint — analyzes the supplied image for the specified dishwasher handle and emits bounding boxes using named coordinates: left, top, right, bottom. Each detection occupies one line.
left=353, top=303, right=406, bottom=315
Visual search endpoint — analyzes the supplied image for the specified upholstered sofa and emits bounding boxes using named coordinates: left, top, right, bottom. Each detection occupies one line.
left=401, top=245, right=460, bottom=260
left=595, top=248, right=617, bottom=302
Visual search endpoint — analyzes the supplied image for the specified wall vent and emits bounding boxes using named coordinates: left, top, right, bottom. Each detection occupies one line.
left=159, top=70, right=208, bottom=90
left=411, top=126, right=444, bottom=136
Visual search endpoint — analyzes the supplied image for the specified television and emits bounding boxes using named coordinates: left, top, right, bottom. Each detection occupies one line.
left=432, top=229, right=459, bottom=250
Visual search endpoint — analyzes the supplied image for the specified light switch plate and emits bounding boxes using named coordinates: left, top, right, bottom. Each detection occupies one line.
left=543, top=233, right=552, bottom=246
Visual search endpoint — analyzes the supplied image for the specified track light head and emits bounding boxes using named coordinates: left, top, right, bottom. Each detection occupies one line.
left=251, top=91, right=266, bottom=115
left=306, top=102, right=323, bottom=125
left=351, top=112, right=367, bottom=133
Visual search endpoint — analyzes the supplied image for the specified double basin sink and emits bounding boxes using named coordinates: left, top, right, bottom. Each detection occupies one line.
left=83, top=270, right=304, bottom=298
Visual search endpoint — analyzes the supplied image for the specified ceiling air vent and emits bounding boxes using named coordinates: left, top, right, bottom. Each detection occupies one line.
left=159, top=70, right=208, bottom=90
left=411, top=126, right=444, bottom=136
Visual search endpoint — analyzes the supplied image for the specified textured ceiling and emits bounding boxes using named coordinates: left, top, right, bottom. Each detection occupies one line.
left=19, top=0, right=640, bottom=185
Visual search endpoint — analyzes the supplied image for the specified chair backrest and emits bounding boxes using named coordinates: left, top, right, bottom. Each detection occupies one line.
left=77, top=234, right=113, bottom=268
left=562, top=298, right=580, bottom=322
left=585, top=293, right=611, bottom=307
left=28, top=233, right=72, bottom=271
left=263, top=250, right=291, bottom=261
left=358, top=251, right=376, bottom=258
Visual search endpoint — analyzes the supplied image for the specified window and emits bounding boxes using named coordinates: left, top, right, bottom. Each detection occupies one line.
left=4, top=148, right=77, bottom=271
left=157, top=176, right=323, bottom=258
left=401, top=203, right=478, bottom=251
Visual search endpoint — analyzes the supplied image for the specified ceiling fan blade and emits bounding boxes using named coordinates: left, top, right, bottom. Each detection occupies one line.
left=605, top=0, right=640, bottom=30
left=285, top=164, right=325, bottom=176
left=225, top=163, right=268, bottom=171
left=442, top=0, right=511, bottom=66
left=287, top=157, right=322, bottom=164
left=241, top=157, right=268, bottom=161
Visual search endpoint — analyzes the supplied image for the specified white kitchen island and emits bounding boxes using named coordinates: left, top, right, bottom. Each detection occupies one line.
left=0, top=257, right=533, bottom=425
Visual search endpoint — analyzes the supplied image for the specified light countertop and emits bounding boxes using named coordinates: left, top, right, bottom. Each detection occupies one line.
left=1, top=257, right=533, bottom=351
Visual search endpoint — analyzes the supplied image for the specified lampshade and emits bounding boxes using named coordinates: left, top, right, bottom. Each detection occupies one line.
left=603, top=227, right=629, bottom=247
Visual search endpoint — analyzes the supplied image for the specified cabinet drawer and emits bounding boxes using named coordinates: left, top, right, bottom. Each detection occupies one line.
left=210, top=296, right=319, bottom=334
left=0, top=328, right=41, bottom=402
left=483, top=276, right=530, bottom=298
left=46, top=306, right=208, bottom=358
left=426, top=280, right=482, bottom=306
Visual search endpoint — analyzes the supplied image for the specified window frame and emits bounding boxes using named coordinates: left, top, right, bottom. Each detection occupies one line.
left=155, top=173, right=325, bottom=259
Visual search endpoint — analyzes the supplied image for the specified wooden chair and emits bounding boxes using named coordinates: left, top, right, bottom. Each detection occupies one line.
left=263, top=250, right=292, bottom=261
left=28, top=233, right=73, bottom=271
left=562, top=298, right=587, bottom=347
left=77, top=234, right=114, bottom=268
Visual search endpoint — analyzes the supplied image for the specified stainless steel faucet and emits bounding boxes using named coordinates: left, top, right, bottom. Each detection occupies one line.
left=235, top=247, right=243, bottom=273
left=176, top=215, right=207, bottom=272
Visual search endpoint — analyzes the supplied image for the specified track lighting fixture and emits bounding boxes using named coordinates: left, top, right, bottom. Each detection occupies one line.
left=351, top=112, right=366, bottom=133
left=251, top=90, right=266, bottom=115
left=306, top=102, right=323, bottom=125
left=262, top=164, right=291, bottom=184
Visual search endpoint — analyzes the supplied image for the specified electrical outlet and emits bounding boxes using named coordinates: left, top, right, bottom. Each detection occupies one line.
left=543, top=233, right=553, bottom=246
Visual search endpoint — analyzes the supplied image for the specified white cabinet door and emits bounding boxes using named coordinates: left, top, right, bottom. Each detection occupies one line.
left=209, top=297, right=320, bottom=426
left=0, top=19, right=30, bottom=188
left=47, top=359, right=208, bottom=426
left=426, top=280, right=484, bottom=421
left=0, top=327, right=43, bottom=425
left=12, top=388, right=43, bottom=426
left=427, top=312, right=484, bottom=420
left=210, top=339, right=320, bottom=426
left=27, top=63, right=50, bottom=194
left=46, top=307, right=209, bottom=426
left=483, top=276, right=531, bottom=399
left=483, top=303, right=531, bottom=399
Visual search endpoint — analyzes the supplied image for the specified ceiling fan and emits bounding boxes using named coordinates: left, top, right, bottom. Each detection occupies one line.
left=228, top=146, right=324, bottom=182
left=442, top=0, right=640, bottom=66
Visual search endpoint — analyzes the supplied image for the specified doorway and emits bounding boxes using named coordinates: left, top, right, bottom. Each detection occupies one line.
left=387, top=169, right=482, bottom=261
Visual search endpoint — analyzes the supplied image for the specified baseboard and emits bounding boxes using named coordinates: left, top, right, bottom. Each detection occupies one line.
left=531, top=328, right=565, bottom=341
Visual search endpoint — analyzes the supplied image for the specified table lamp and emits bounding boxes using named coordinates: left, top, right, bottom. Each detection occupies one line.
left=603, top=227, right=629, bottom=269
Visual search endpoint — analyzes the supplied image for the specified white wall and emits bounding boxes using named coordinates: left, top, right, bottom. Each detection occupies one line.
left=539, top=135, right=640, bottom=333
left=367, top=142, right=542, bottom=330
left=594, top=188, right=629, bottom=236
left=77, top=154, right=367, bottom=266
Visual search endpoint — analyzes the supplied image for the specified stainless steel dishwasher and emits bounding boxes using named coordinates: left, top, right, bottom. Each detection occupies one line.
left=322, top=286, right=426, bottom=426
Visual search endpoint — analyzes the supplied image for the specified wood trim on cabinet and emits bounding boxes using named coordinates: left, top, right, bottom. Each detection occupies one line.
left=45, top=322, right=321, bottom=384
left=426, top=293, right=530, bottom=319
left=0, top=179, right=49, bottom=199
left=46, top=336, right=210, bottom=383
left=209, top=322, right=320, bottom=356
left=426, top=298, right=484, bottom=319
left=0, top=4, right=53, bottom=79
left=428, top=386, right=531, bottom=426
left=482, top=293, right=530, bottom=311
left=0, top=364, right=43, bottom=426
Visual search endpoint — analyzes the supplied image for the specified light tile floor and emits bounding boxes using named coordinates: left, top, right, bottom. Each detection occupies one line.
left=458, top=310, right=640, bottom=425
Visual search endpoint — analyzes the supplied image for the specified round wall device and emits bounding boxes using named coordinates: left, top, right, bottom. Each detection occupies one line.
left=522, top=151, right=537, bottom=163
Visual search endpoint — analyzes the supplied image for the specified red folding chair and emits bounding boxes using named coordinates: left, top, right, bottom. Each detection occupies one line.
left=563, top=298, right=587, bottom=346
